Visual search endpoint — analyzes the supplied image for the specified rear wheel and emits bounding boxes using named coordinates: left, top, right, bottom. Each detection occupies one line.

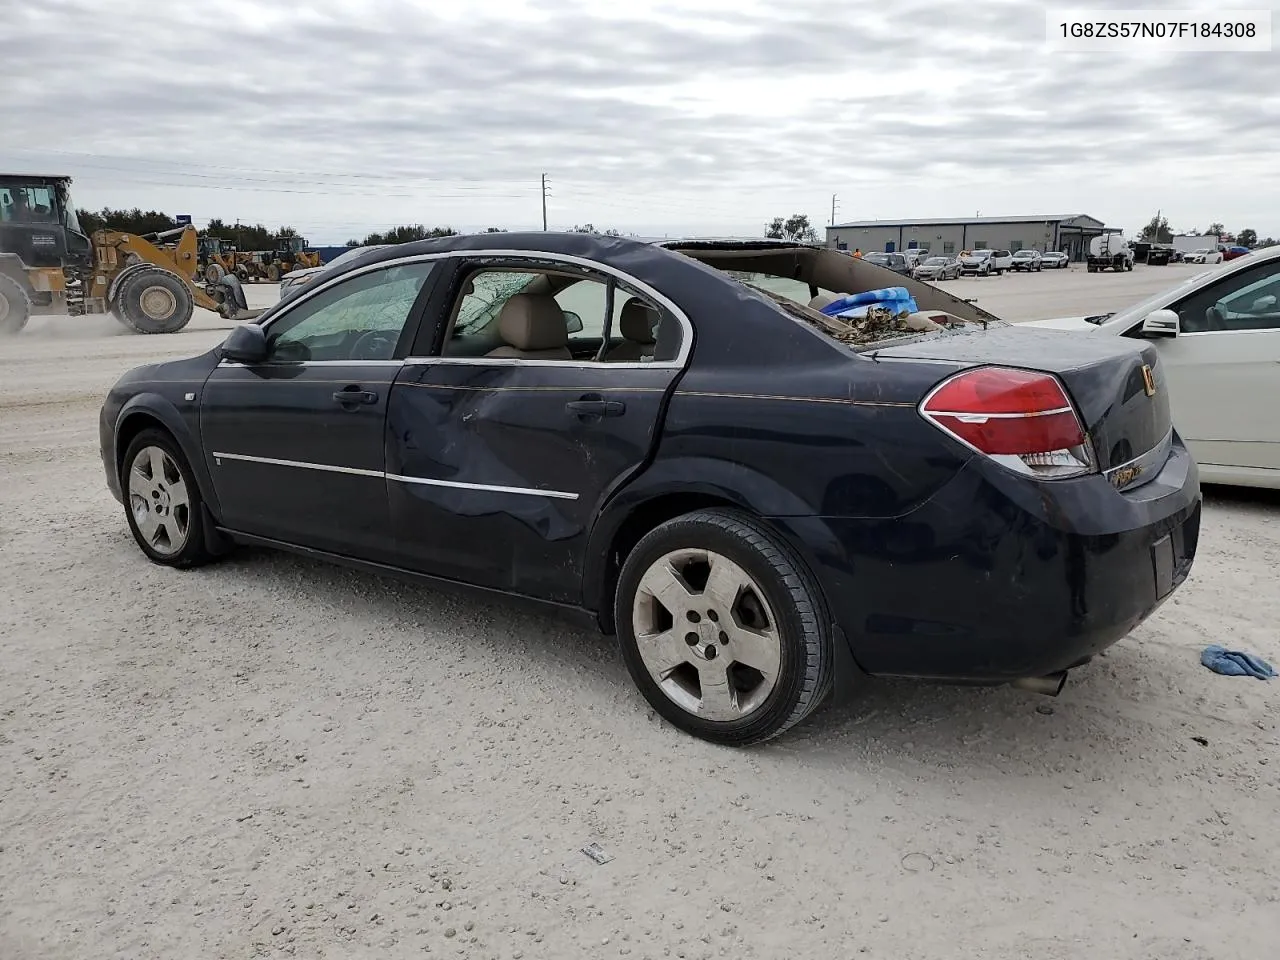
left=120, top=428, right=215, bottom=568
left=615, top=509, right=834, bottom=746
left=266, top=263, right=281, bottom=282
left=0, top=275, right=31, bottom=335
left=113, top=269, right=194, bottom=334
left=204, top=262, right=226, bottom=284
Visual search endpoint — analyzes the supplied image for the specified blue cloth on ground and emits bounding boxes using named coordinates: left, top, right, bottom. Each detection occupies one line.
left=821, top=286, right=920, bottom=319
left=1200, top=645, right=1276, bottom=679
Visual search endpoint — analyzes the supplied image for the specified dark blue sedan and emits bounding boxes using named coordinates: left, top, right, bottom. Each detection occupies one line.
left=99, top=234, right=1201, bottom=745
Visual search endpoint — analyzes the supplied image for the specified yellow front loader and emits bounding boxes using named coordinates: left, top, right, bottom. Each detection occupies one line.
left=1, top=174, right=259, bottom=334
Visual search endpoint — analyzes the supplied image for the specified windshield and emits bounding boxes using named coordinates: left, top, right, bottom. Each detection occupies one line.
left=968, top=250, right=991, bottom=257
left=924, top=257, right=947, bottom=265
left=1014, top=250, right=1034, bottom=256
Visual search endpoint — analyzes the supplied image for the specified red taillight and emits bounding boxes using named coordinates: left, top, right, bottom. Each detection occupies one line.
left=920, top=367, right=1094, bottom=478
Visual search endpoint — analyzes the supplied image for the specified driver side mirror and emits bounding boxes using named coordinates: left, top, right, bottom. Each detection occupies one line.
left=1140, top=309, right=1179, bottom=338
left=219, top=322, right=269, bottom=363
left=562, top=310, right=583, bottom=334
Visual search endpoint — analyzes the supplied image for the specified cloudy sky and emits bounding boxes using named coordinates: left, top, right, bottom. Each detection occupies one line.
left=3, top=0, right=1277, bottom=242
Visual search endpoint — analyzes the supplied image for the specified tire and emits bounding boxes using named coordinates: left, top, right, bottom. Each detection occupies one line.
left=0, top=274, right=31, bottom=335
left=614, top=508, right=834, bottom=746
left=204, top=262, right=226, bottom=284
left=113, top=268, right=194, bottom=334
left=265, top=263, right=281, bottom=282
left=120, top=428, right=216, bottom=568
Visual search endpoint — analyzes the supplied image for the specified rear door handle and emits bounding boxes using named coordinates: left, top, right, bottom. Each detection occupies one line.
left=331, top=387, right=379, bottom=406
left=566, top=396, right=625, bottom=418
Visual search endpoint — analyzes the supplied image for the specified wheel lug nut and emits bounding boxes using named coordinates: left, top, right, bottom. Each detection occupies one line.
left=684, top=632, right=699, bottom=646
left=686, top=611, right=701, bottom=623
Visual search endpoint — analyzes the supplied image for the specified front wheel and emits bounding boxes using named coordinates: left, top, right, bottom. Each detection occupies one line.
left=113, top=269, right=194, bottom=334
left=265, top=263, right=281, bottom=282
left=0, top=274, right=31, bottom=335
left=615, top=509, right=835, bottom=746
left=120, top=428, right=216, bottom=568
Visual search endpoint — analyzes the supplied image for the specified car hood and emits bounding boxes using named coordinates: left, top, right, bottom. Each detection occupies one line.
left=1019, top=315, right=1099, bottom=331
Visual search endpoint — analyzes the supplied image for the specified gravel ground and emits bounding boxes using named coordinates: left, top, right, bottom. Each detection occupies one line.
left=2, top=270, right=1278, bottom=960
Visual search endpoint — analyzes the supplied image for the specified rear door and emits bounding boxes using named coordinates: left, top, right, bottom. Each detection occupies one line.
left=1142, top=257, right=1280, bottom=472
left=200, top=259, right=440, bottom=560
left=385, top=255, right=690, bottom=603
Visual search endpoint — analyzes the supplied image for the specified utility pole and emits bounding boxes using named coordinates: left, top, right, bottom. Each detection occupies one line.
left=541, top=173, right=548, bottom=231
left=830, top=193, right=839, bottom=227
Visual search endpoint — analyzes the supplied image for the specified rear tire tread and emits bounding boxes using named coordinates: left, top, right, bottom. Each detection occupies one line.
left=615, top=508, right=835, bottom=746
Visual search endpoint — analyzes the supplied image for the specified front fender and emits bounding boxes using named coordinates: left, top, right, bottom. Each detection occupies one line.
left=115, top=392, right=222, bottom=520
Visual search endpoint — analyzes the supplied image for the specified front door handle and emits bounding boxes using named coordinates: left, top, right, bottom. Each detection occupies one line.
left=332, top=387, right=379, bottom=406
left=566, top=395, right=625, bottom=418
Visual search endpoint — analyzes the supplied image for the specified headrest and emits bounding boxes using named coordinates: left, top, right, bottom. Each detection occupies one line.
left=618, top=298, right=657, bottom=344
left=497, top=294, right=568, bottom=351
left=461, top=276, right=476, bottom=296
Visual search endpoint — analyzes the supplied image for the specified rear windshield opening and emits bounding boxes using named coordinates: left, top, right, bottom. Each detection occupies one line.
left=670, top=244, right=1006, bottom=350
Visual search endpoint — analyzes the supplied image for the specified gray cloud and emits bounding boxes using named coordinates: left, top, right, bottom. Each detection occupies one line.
left=2, top=0, right=1275, bottom=238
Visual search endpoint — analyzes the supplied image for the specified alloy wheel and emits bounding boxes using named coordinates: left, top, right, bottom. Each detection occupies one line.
left=631, top=548, right=782, bottom=721
left=128, top=445, right=192, bottom=556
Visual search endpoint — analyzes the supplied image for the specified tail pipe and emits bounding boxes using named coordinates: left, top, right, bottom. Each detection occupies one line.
left=1011, top=671, right=1068, bottom=697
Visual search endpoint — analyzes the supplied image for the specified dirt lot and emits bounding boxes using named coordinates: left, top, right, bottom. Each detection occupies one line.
left=2, top=268, right=1278, bottom=960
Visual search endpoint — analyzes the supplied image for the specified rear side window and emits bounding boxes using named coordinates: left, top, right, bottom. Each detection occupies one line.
left=439, top=263, right=682, bottom=363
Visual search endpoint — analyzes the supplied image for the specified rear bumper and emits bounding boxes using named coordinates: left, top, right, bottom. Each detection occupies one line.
left=770, top=438, right=1201, bottom=681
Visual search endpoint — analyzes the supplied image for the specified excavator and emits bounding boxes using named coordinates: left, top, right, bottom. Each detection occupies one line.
left=0, top=174, right=259, bottom=335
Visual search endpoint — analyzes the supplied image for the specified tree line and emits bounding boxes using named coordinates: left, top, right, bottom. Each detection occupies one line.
left=1138, top=215, right=1275, bottom=249
left=73, top=207, right=629, bottom=249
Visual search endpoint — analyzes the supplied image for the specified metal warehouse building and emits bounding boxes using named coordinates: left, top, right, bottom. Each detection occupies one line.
left=826, top=214, right=1109, bottom=262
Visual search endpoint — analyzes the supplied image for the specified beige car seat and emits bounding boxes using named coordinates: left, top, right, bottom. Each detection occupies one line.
left=607, top=298, right=658, bottom=362
left=484, top=294, right=572, bottom=360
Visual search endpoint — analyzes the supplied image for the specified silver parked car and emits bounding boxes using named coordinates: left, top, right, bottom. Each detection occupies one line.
left=1010, top=249, right=1043, bottom=272
left=912, top=255, right=961, bottom=281
left=1041, top=251, right=1069, bottom=269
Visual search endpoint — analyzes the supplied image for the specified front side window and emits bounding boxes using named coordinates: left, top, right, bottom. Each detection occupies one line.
left=266, top=261, right=436, bottom=361
left=1176, top=260, right=1280, bottom=333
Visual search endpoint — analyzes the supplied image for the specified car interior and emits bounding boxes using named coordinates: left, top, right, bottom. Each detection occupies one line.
left=441, top=267, right=677, bottom=363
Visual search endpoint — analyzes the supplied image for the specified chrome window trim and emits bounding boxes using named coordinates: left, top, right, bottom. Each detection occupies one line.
left=218, top=359, right=406, bottom=368
left=210, top=451, right=579, bottom=500
left=256, top=248, right=695, bottom=370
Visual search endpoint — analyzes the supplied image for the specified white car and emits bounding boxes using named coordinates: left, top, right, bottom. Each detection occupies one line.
left=1023, top=245, right=1280, bottom=489
left=1187, top=247, right=1224, bottom=265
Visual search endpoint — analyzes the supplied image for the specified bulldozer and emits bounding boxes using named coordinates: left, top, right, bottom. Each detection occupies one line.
left=0, top=174, right=259, bottom=335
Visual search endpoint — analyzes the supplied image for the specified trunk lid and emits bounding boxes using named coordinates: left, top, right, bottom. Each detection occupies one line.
left=872, top=326, right=1171, bottom=473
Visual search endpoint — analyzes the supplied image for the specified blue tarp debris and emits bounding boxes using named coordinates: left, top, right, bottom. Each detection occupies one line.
left=820, top=286, right=920, bottom=320
left=1200, top=645, right=1276, bottom=680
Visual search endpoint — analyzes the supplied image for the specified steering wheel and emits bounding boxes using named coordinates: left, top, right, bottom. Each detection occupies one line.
left=350, top=329, right=398, bottom=360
